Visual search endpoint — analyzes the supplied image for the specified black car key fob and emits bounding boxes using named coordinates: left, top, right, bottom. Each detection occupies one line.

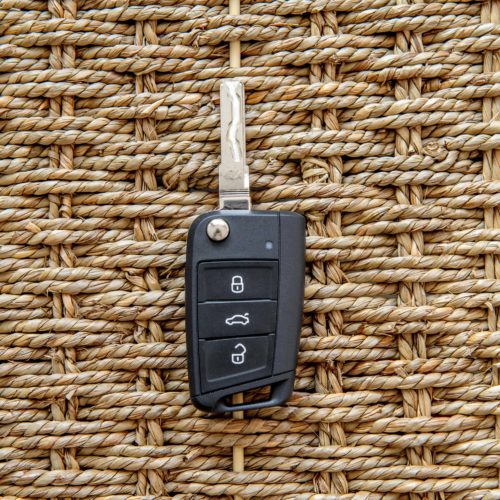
left=186, top=210, right=305, bottom=412
left=185, top=81, right=305, bottom=413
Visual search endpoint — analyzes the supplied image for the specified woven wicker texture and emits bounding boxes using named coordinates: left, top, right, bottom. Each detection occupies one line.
left=1, top=0, right=500, bottom=498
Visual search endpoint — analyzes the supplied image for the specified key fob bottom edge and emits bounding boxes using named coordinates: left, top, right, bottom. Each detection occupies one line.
left=191, top=372, right=295, bottom=413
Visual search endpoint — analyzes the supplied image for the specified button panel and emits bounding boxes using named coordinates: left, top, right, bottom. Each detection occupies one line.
left=198, top=261, right=278, bottom=301
left=198, top=300, right=277, bottom=339
left=200, top=335, right=275, bottom=392
left=197, top=260, right=279, bottom=384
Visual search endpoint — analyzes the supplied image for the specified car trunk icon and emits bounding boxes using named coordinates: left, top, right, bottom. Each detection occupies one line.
left=225, top=313, right=250, bottom=326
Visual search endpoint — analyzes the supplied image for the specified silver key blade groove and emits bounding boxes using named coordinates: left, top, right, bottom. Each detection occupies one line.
left=219, top=80, right=251, bottom=210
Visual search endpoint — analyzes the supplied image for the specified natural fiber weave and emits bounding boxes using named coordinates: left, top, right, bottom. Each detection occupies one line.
left=1, top=0, right=500, bottom=498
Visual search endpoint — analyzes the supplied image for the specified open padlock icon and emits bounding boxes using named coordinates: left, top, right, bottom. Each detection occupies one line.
left=231, top=343, right=247, bottom=365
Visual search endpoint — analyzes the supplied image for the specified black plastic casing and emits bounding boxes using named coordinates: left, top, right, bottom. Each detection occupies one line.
left=186, top=210, right=305, bottom=413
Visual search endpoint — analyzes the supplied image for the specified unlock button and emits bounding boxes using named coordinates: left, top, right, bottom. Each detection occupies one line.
left=199, top=335, right=275, bottom=392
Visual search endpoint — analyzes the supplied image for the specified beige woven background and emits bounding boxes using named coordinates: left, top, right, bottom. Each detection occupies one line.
left=1, top=0, right=500, bottom=498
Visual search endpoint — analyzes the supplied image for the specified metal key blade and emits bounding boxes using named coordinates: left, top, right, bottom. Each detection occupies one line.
left=219, top=80, right=250, bottom=210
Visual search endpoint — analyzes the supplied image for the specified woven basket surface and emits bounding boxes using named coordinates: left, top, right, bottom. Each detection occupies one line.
left=1, top=0, right=500, bottom=498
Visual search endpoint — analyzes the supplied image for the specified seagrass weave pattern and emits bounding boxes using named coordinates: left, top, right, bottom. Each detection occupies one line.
left=1, top=0, right=500, bottom=498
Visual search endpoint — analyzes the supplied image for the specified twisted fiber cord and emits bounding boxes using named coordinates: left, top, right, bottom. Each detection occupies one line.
left=482, top=0, right=500, bottom=490
left=302, top=7, right=349, bottom=496
left=47, top=0, right=81, bottom=490
left=132, top=15, right=167, bottom=497
left=393, top=2, right=435, bottom=500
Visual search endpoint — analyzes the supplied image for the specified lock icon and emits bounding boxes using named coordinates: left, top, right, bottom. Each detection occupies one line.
left=231, top=343, right=247, bottom=365
left=231, top=275, right=244, bottom=294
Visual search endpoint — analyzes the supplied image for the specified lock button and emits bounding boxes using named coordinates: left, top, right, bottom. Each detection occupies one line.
left=198, top=261, right=278, bottom=301
left=199, top=335, right=275, bottom=392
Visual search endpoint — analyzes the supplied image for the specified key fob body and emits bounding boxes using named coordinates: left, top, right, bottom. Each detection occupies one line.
left=186, top=210, right=305, bottom=413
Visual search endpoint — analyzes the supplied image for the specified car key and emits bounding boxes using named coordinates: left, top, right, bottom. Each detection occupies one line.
left=186, top=80, right=305, bottom=413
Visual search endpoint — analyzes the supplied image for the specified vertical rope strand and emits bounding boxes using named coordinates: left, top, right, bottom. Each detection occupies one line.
left=229, top=1, right=244, bottom=499
left=48, top=0, right=80, bottom=493
left=394, top=2, right=434, bottom=499
left=481, top=0, right=500, bottom=489
left=133, top=17, right=167, bottom=497
left=229, top=0, right=241, bottom=69
left=47, top=0, right=65, bottom=479
left=303, top=7, right=348, bottom=496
